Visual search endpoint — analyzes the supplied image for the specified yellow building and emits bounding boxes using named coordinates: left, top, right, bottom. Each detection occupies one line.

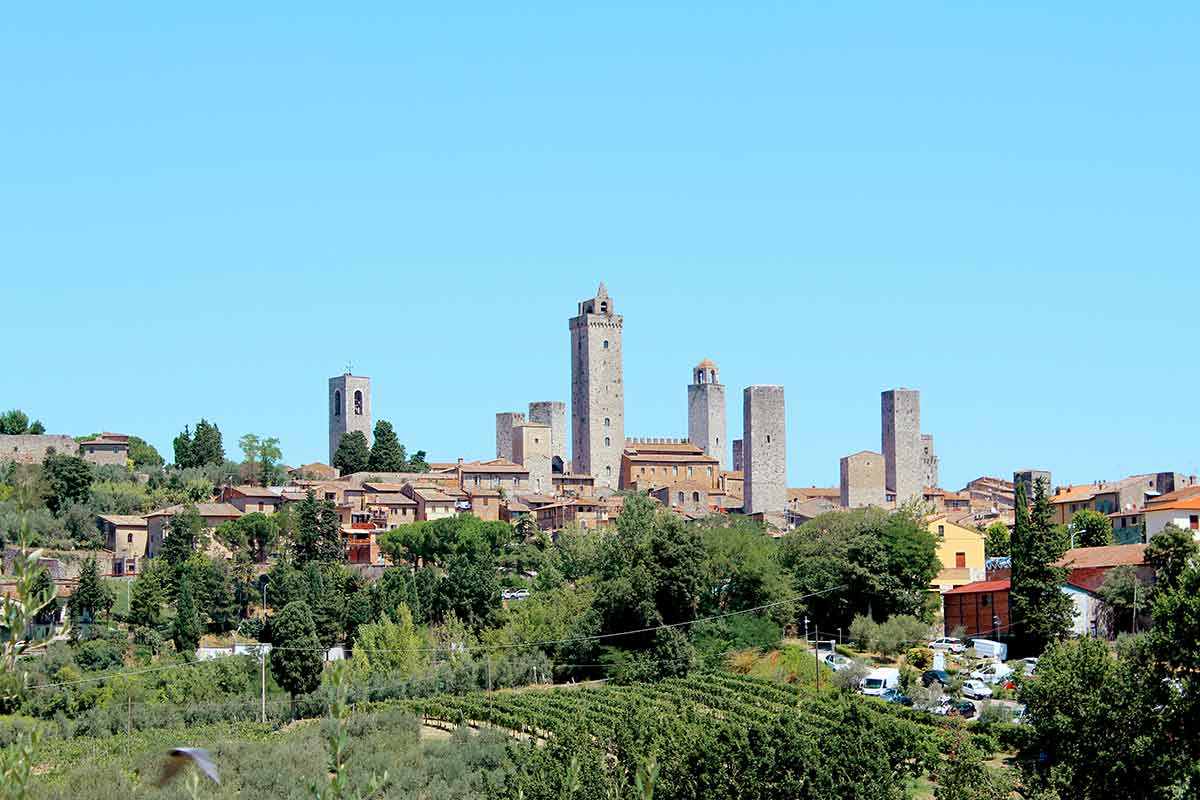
left=927, top=516, right=987, bottom=593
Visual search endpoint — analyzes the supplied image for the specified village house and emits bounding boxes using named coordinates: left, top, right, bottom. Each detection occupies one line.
left=144, top=503, right=242, bottom=558
left=465, top=488, right=502, bottom=521
left=78, top=432, right=130, bottom=467
left=1143, top=485, right=1200, bottom=538
left=456, top=458, right=531, bottom=495
left=619, top=438, right=720, bottom=496
left=401, top=484, right=457, bottom=521
left=927, top=516, right=987, bottom=593
left=552, top=472, right=595, bottom=497
left=219, top=485, right=284, bottom=515
left=97, top=514, right=149, bottom=576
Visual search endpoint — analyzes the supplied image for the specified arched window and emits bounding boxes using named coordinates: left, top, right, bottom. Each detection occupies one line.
left=127, top=532, right=134, bottom=543
left=354, top=390, right=363, bottom=415
left=692, top=492, right=700, bottom=503
left=710, top=370, right=716, bottom=383
left=677, top=491, right=684, bottom=505
left=604, top=417, right=610, bottom=427
left=604, top=436, right=611, bottom=447
left=600, top=302, right=608, bottom=313
left=766, top=434, right=771, bottom=444
left=672, top=466, right=678, bottom=477
left=334, top=390, right=341, bottom=416
left=602, top=340, right=610, bottom=350
left=605, top=465, right=612, bottom=477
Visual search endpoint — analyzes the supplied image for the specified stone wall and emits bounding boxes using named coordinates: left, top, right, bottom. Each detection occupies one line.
left=882, top=388, right=922, bottom=504
left=528, top=401, right=567, bottom=468
left=743, top=385, right=786, bottom=515
left=687, top=381, right=727, bottom=468
left=732, top=439, right=744, bottom=472
left=512, top=423, right=552, bottom=494
left=921, top=434, right=939, bottom=489
left=840, top=450, right=886, bottom=508
left=1013, top=469, right=1052, bottom=500
left=495, top=412, right=526, bottom=461
left=0, top=434, right=79, bottom=465
left=329, top=373, right=372, bottom=464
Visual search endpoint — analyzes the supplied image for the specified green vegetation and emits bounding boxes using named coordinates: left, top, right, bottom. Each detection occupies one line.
left=983, top=521, right=1010, bottom=558
left=1070, top=508, right=1114, bottom=548
left=1009, top=479, right=1072, bottom=654
left=332, top=431, right=370, bottom=475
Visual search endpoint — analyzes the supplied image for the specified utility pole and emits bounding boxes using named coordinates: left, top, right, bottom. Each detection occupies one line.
left=814, top=644, right=820, bottom=690
left=260, top=647, right=267, bottom=724
left=127, top=692, right=132, bottom=735
left=487, top=655, right=493, bottom=692
left=1133, top=583, right=1139, bottom=635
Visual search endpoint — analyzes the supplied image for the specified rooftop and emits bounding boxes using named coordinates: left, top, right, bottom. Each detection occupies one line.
left=1055, top=544, right=1147, bottom=570
left=944, top=579, right=1010, bottom=595
left=144, top=503, right=242, bottom=519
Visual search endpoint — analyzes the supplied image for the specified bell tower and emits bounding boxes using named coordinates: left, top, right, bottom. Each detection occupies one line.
left=687, top=359, right=726, bottom=467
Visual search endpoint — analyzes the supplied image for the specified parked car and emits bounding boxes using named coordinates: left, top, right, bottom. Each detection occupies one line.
left=962, top=679, right=993, bottom=699
left=929, top=637, right=966, bottom=653
left=970, top=638, right=1009, bottom=661
left=970, top=663, right=1014, bottom=685
left=946, top=699, right=977, bottom=719
left=859, top=667, right=901, bottom=697
left=881, top=688, right=913, bottom=706
left=823, top=653, right=853, bottom=672
left=921, top=669, right=951, bottom=687
left=1021, top=657, right=1039, bottom=675
left=502, top=588, right=531, bottom=601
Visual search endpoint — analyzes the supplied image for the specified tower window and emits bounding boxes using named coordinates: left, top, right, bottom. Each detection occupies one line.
left=602, top=340, right=609, bottom=350
left=604, top=417, right=610, bottom=427
left=334, top=390, right=341, bottom=416
left=692, top=491, right=700, bottom=503
left=766, top=435, right=771, bottom=444
left=604, top=437, right=611, bottom=447
left=354, top=390, right=363, bottom=415
left=677, top=491, right=684, bottom=504
left=600, top=302, right=608, bottom=313
left=605, top=466, right=612, bottom=477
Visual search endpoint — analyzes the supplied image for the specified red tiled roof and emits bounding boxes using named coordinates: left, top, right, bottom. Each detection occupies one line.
left=1055, top=544, right=1146, bottom=570
left=944, top=579, right=1010, bottom=595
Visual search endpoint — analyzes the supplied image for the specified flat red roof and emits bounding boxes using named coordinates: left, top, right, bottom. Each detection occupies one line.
left=944, top=579, right=1010, bottom=595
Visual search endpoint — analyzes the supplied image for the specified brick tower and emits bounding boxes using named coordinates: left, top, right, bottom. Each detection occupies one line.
left=687, top=359, right=727, bottom=468
left=743, top=385, right=786, bottom=514
left=569, top=282, right=624, bottom=489
left=328, top=372, right=372, bottom=464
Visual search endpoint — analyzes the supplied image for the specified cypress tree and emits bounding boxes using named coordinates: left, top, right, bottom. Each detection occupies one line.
left=332, top=431, right=370, bottom=475
left=172, top=576, right=202, bottom=653
left=367, top=420, right=406, bottom=471
left=1011, top=478, right=1073, bottom=654
left=270, top=601, right=324, bottom=697
left=190, top=419, right=225, bottom=466
left=70, top=556, right=114, bottom=626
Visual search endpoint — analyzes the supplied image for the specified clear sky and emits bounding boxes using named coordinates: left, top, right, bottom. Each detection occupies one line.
left=2, top=3, right=1198, bottom=489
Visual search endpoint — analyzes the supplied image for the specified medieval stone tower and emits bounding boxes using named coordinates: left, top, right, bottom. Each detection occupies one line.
left=569, top=282, right=624, bottom=489
left=495, top=412, right=526, bottom=461
left=743, top=385, right=786, bottom=514
left=882, top=388, right=922, bottom=504
left=329, top=372, right=372, bottom=464
left=687, top=359, right=727, bottom=468
left=528, top=401, right=567, bottom=473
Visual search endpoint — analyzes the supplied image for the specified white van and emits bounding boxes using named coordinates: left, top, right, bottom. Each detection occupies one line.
left=859, top=667, right=901, bottom=697
left=970, top=662, right=1014, bottom=685
left=970, top=639, right=1008, bottom=661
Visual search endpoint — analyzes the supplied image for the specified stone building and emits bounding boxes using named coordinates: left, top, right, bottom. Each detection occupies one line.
left=1013, top=469, right=1052, bottom=501
left=921, top=434, right=939, bottom=489
left=527, top=401, right=567, bottom=472
left=743, top=385, right=786, bottom=515
left=495, top=412, right=526, bottom=461
left=619, top=438, right=720, bottom=503
left=882, top=388, right=922, bottom=505
left=98, top=514, right=149, bottom=576
left=329, top=372, right=372, bottom=464
left=0, top=434, right=80, bottom=465
left=840, top=450, right=886, bottom=508
left=732, top=439, right=744, bottom=472
left=79, top=433, right=130, bottom=467
left=687, top=359, right=727, bottom=468
left=512, top=422, right=553, bottom=494
left=569, top=283, right=624, bottom=489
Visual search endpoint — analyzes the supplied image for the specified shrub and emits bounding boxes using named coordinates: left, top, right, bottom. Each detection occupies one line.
left=849, top=615, right=878, bottom=650
left=906, top=646, right=934, bottom=670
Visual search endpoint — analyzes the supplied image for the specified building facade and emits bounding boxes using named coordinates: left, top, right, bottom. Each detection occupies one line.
left=512, top=422, right=553, bottom=494
left=619, top=438, right=720, bottom=495
left=494, top=411, right=526, bottom=461
left=527, top=401, right=567, bottom=472
left=569, top=283, right=624, bottom=488
left=921, top=434, right=939, bottom=489
left=79, top=433, right=130, bottom=467
left=743, top=385, right=786, bottom=515
left=881, top=388, right=922, bottom=504
left=840, top=450, right=886, bottom=508
left=686, top=359, right=727, bottom=467
left=1013, top=469, right=1052, bottom=503
left=928, top=516, right=987, bottom=592
left=732, top=439, right=744, bottom=472
left=0, top=434, right=79, bottom=465
left=328, top=372, right=372, bottom=464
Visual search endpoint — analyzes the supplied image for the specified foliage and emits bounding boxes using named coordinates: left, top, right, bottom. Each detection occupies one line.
left=332, top=431, right=370, bottom=476
left=366, top=420, right=405, bottom=472
left=1071, top=509, right=1114, bottom=548
left=293, top=491, right=344, bottom=565
left=271, top=601, right=324, bottom=697
left=779, top=507, right=940, bottom=629
left=128, top=558, right=169, bottom=629
left=173, top=419, right=224, bottom=468
left=1144, top=523, right=1197, bottom=595
left=41, top=452, right=91, bottom=516
left=0, top=409, right=34, bottom=435
left=172, top=577, right=202, bottom=653
left=983, top=522, right=1010, bottom=558
left=1010, top=479, right=1072, bottom=653
left=69, top=557, right=114, bottom=626
left=125, top=435, right=163, bottom=470
left=906, top=646, right=934, bottom=670
left=158, top=505, right=208, bottom=584
left=350, top=605, right=427, bottom=679
left=933, top=723, right=1012, bottom=799
left=1096, top=565, right=1146, bottom=635
left=699, top=519, right=793, bottom=624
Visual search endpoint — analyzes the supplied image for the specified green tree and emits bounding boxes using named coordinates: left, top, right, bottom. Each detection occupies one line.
left=258, top=436, right=282, bottom=486
left=350, top=605, right=427, bottom=678
left=983, top=522, right=1010, bottom=558
left=406, top=449, right=430, bottom=473
left=172, top=425, right=193, bottom=467
left=27, top=420, right=45, bottom=435
left=69, top=556, right=114, bottom=626
left=41, top=451, right=92, bottom=516
left=1096, top=565, right=1146, bottom=635
left=158, top=505, right=208, bottom=578
left=699, top=519, right=793, bottom=624
left=270, top=600, right=324, bottom=697
left=367, top=420, right=406, bottom=471
left=126, top=435, right=163, bottom=469
left=332, top=430, right=370, bottom=475
left=190, top=419, right=225, bottom=467
left=1010, top=479, right=1073, bottom=653
left=172, top=576, right=202, bottom=652
left=129, top=560, right=168, bottom=628
left=236, top=511, right=279, bottom=562
left=1145, top=523, right=1197, bottom=594
left=1071, top=509, right=1114, bottom=548
left=933, top=723, right=1012, bottom=800
left=238, top=433, right=260, bottom=476
left=0, top=409, right=31, bottom=435
left=293, top=491, right=343, bottom=564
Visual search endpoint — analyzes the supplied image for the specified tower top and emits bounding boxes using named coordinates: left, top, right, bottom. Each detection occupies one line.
left=693, top=359, right=720, bottom=385
left=575, top=282, right=617, bottom=317
left=597, top=281, right=608, bottom=296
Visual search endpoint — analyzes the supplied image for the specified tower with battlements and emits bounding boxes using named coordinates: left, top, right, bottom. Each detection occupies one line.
left=743, top=385, right=786, bottom=514
left=329, top=372, right=372, bottom=464
left=528, top=401, right=567, bottom=473
left=569, top=283, right=624, bottom=488
left=687, top=359, right=727, bottom=468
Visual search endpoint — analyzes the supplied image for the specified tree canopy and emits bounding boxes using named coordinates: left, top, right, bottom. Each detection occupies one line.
left=1071, top=509, right=1114, bottom=548
left=1010, top=478, right=1073, bottom=653
left=332, top=430, right=370, bottom=475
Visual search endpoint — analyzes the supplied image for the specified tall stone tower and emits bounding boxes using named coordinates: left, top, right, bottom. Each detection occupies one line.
left=512, top=423, right=552, bottom=494
left=329, top=372, right=372, bottom=464
left=743, top=385, right=786, bottom=514
left=569, top=283, right=624, bottom=489
left=495, top=412, right=526, bottom=461
left=840, top=450, right=886, bottom=508
left=921, top=434, right=940, bottom=489
left=687, top=359, right=727, bottom=468
left=528, top=401, right=567, bottom=472
left=882, top=388, right=922, bottom=504
left=732, top=439, right=744, bottom=472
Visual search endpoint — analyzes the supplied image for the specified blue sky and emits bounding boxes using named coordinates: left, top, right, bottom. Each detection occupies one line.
left=2, top=3, right=1197, bottom=489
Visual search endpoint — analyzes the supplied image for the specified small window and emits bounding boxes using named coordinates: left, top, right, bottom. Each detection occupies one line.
left=605, top=465, right=612, bottom=477
left=1191, top=515, right=1199, bottom=531
left=937, top=525, right=945, bottom=538
left=692, top=491, right=700, bottom=503
left=676, top=491, right=684, bottom=504
left=604, top=417, right=610, bottom=427
left=766, top=435, right=771, bottom=444
left=673, top=466, right=679, bottom=477
left=334, top=390, right=341, bottom=416
left=354, top=390, right=363, bottom=415
left=127, top=532, right=134, bottom=543
left=981, top=594, right=991, bottom=607
left=602, top=340, right=609, bottom=350
left=600, top=302, right=608, bottom=313
left=604, top=436, right=611, bottom=447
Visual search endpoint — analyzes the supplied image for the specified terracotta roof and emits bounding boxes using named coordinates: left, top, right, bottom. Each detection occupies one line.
left=144, top=503, right=242, bottom=519
left=1144, top=496, right=1200, bottom=513
left=368, top=493, right=416, bottom=505
left=1147, top=485, right=1200, bottom=505
left=1050, top=484, right=1103, bottom=504
left=225, top=485, right=282, bottom=499
left=458, top=459, right=529, bottom=474
left=1055, top=544, right=1147, bottom=570
left=1108, top=508, right=1144, bottom=519
left=695, top=358, right=717, bottom=369
left=625, top=452, right=718, bottom=464
left=944, top=579, right=1010, bottom=595
left=363, top=482, right=411, bottom=493
left=467, top=488, right=502, bottom=497
left=97, top=514, right=148, bottom=527
left=623, top=440, right=707, bottom=456
left=409, top=487, right=454, bottom=502
left=722, top=470, right=744, bottom=479
left=788, top=487, right=840, bottom=502
left=81, top=433, right=129, bottom=446
left=505, top=500, right=531, bottom=512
